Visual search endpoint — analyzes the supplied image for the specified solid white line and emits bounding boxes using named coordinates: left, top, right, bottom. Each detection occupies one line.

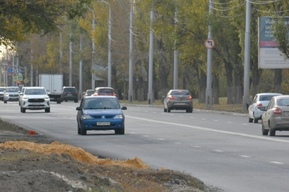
left=126, top=115, right=289, bottom=144
left=239, top=155, right=250, bottom=158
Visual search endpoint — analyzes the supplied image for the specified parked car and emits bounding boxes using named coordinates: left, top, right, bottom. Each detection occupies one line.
left=84, top=89, right=94, bottom=96
left=19, top=87, right=50, bottom=113
left=93, top=87, right=116, bottom=97
left=163, top=89, right=193, bottom=113
left=0, top=87, right=6, bottom=101
left=248, top=93, right=282, bottom=123
left=261, top=95, right=289, bottom=136
left=3, top=86, right=20, bottom=103
left=61, top=86, right=78, bottom=103
left=76, top=96, right=127, bottom=135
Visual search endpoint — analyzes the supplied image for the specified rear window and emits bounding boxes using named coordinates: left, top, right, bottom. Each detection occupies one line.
left=64, top=88, right=76, bottom=93
left=97, top=89, right=114, bottom=94
left=277, top=99, right=289, bottom=106
left=259, top=95, right=275, bottom=101
left=170, top=90, right=190, bottom=95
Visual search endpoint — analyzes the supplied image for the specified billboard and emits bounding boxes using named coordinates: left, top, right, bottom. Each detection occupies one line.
left=258, top=16, right=289, bottom=69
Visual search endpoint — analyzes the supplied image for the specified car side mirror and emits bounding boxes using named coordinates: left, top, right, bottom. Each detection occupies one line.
left=121, top=106, right=127, bottom=110
left=76, top=107, right=81, bottom=111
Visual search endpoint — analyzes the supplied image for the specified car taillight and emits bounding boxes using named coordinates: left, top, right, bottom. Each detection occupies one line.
left=257, top=103, right=263, bottom=109
left=273, top=107, right=282, bottom=115
left=187, top=95, right=192, bottom=100
left=169, top=96, right=175, bottom=100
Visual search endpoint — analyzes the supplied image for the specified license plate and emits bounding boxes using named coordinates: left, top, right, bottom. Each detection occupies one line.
left=175, top=103, right=185, bottom=105
left=97, top=122, right=110, bottom=126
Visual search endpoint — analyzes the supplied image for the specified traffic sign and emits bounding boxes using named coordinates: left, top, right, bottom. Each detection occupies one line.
left=205, top=39, right=215, bottom=49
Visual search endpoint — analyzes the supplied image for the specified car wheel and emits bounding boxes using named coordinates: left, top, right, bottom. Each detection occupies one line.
left=74, top=100, right=78, bottom=103
left=45, top=108, right=50, bottom=113
left=248, top=117, right=253, bottom=123
left=168, top=108, right=171, bottom=113
left=21, top=107, right=26, bottom=113
left=80, top=128, right=87, bottom=135
left=186, top=108, right=193, bottom=113
left=253, top=117, right=258, bottom=123
left=269, top=129, right=276, bottom=136
left=262, top=123, right=268, bottom=135
left=115, top=127, right=125, bottom=135
left=4, top=100, right=7, bottom=104
left=77, top=124, right=81, bottom=135
left=164, top=108, right=167, bottom=112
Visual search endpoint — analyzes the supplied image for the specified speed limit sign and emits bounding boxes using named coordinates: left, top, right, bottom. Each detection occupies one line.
left=205, top=39, right=215, bottom=49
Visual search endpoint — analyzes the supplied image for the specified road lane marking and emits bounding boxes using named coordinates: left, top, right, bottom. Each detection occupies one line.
left=239, top=155, right=250, bottom=158
left=214, top=150, right=223, bottom=153
left=270, top=161, right=284, bottom=165
left=126, top=115, right=289, bottom=144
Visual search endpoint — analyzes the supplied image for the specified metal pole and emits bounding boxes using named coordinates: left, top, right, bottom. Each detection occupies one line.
left=100, top=0, right=112, bottom=87
left=79, top=33, right=83, bottom=99
left=69, top=32, right=72, bottom=86
left=107, top=3, right=112, bottom=87
left=205, top=0, right=213, bottom=109
left=173, top=3, right=178, bottom=89
left=30, top=49, right=33, bottom=86
left=128, top=1, right=134, bottom=102
left=242, top=1, right=251, bottom=111
left=148, top=8, right=154, bottom=104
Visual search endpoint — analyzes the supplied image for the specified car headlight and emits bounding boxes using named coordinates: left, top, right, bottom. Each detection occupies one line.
left=114, top=114, right=123, bottom=119
left=81, top=115, right=92, bottom=120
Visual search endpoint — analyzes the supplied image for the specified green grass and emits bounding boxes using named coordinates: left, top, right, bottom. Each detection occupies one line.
left=121, top=97, right=245, bottom=114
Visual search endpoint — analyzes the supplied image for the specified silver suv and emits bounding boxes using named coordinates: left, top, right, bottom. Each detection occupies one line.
left=19, top=87, right=50, bottom=113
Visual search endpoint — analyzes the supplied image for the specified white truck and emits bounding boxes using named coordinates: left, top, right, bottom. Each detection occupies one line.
left=39, top=74, right=63, bottom=104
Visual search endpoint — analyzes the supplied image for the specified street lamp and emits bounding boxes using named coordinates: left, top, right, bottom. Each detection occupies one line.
left=100, top=0, right=112, bottom=87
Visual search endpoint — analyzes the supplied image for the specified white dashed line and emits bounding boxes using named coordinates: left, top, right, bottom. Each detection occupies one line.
left=157, top=138, right=165, bottom=141
left=239, top=155, right=250, bottom=158
left=270, top=161, right=284, bottom=165
left=214, top=149, right=223, bottom=153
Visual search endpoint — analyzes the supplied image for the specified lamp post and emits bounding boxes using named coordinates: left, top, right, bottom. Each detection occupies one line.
left=100, top=0, right=112, bottom=87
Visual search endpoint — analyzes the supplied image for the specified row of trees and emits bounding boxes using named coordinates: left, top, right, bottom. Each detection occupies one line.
left=2, top=0, right=289, bottom=105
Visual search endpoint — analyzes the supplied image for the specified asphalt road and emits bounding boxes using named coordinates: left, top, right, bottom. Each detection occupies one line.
left=1, top=101, right=289, bottom=192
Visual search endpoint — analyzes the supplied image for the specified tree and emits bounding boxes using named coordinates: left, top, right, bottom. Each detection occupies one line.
left=0, top=0, right=90, bottom=46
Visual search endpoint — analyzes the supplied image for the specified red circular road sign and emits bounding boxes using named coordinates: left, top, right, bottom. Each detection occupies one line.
left=205, top=39, right=215, bottom=49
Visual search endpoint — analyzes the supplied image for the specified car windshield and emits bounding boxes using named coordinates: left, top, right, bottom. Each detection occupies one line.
left=86, top=90, right=94, bottom=95
left=259, top=95, right=275, bottom=101
left=83, top=98, right=120, bottom=109
left=25, top=89, right=46, bottom=95
left=0, top=88, right=6, bottom=92
left=170, top=90, right=190, bottom=95
left=6, top=88, right=19, bottom=92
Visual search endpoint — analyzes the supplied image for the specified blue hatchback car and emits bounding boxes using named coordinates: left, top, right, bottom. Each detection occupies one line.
left=76, top=96, right=127, bottom=135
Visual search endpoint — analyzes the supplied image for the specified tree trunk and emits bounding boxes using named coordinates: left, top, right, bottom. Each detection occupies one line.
left=225, top=61, right=234, bottom=104
left=213, top=74, right=219, bottom=104
left=274, top=69, right=282, bottom=93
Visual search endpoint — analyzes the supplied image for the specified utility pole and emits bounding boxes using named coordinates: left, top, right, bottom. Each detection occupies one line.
left=173, top=2, right=178, bottom=89
left=205, top=0, right=213, bottom=109
left=69, top=32, right=72, bottom=87
left=128, top=0, right=134, bottom=102
left=79, top=33, right=83, bottom=99
left=148, top=7, right=154, bottom=104
left=242, top=1, right=251, bottom=111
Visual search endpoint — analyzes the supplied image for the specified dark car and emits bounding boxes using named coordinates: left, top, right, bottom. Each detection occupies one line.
left=76, top=96, right=127, bottom=135
left=61, top=86, right=78, bottom=103
left=93, top=87, right=116, bottom=97
left=163, top=89, right=193, bottom=113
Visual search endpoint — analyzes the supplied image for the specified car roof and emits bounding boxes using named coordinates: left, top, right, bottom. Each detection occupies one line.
left=256, top=93, right=282, bottom=95
left=24, top=87, right=45, bottom=89
left=95, top=87, right=114, bottom=90
left=273, top=95, right=289, bottom=99
left=84, top=95, right=117, bottom=99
